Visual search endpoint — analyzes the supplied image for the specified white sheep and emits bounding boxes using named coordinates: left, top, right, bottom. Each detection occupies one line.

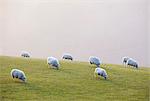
left=62, top=53, right=73, bottom=61
left=47, top=57, right=60, bottom=69
left=89, top=56, right=101, bottom=67
left=122, top=56, right=130, bottom=66
left=21, top=51, right=30, bottom=58
left=126, top=58, right=138, bottom=68
left=11, top=69, right=27, bottom=82
left=94, top=67, right=108, bottom=80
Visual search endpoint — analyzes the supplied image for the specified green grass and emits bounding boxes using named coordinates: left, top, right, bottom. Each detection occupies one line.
left=0, top=56, right=149, bottom=101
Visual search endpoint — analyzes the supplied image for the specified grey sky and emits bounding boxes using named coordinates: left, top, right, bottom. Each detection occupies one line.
left=0, top=0, right=149, bottom=66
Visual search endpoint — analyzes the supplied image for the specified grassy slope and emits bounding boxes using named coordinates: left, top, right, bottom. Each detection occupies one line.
left=0, top=56, right=149, bottom=101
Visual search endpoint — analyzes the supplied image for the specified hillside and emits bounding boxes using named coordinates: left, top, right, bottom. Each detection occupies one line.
left=0, top=56, right=149, bottom=101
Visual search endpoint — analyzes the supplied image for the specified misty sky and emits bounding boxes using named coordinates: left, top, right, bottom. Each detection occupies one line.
left=0, top=0, right=150, bottom=66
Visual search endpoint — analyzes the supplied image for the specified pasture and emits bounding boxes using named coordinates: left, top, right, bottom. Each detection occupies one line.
left=0, top=56, right=149, bottom=101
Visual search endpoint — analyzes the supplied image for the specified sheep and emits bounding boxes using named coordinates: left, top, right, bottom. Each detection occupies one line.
left=47, top=57, right=60, bottom=69
left=62, top=53, right=73, bottom=61
left=21, top=51, right=30, bottom=58
left=94, top=67, right=108, bottom=80
left=126, top=58, right=138, bottom=68
left=122, top=56, right=130, bottom=66
left=11, top=69, right=27, bottom=82
left=89, top=56, right=101, bottom=67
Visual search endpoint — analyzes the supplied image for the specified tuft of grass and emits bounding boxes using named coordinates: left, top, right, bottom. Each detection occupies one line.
left=0, top=56, right=149, bottom=101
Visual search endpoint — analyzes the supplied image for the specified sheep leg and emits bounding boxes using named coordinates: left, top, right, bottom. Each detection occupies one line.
left=95, top=73, right=100, bottom=80
left=47, top=64, right=50, bottom=68
left=97, top=77, right=100, bottom=80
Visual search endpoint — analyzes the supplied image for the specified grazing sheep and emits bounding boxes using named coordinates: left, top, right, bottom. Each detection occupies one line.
left=89, top=56, right=101, bottom=66
left=126, top=58, right=138, bottom=68
left=11, top=69, right=26, bottom=82
left=62, top=53, right=73, bottom=61
left=94, top=67, right=108, bottom=80
left=21, top=51, right=30, bottom=58
left=122, top=56, right=130, bottom=66
left=47, top=57, right=60, bottom=69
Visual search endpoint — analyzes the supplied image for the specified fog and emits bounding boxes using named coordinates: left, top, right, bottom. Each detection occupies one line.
left=0, top=0, right=149, bottom=66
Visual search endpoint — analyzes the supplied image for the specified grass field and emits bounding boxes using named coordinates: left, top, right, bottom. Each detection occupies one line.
left=0, top=56, right=149, bottom=101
